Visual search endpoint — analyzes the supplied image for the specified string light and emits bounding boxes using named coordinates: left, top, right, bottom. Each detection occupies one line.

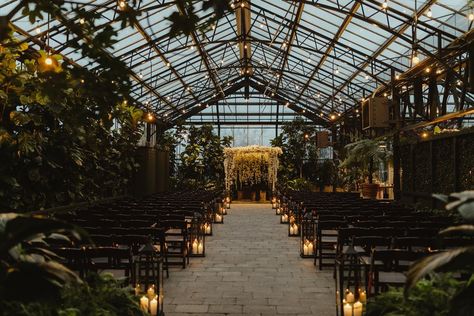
left=469, top=12, right=474, bottom=21
left=146, top=113, right=154, bottom=122
left=118, top=0, right=127, bottom=10
left=425, top=67, right=431, bottom=73
left=382, top=0, right=388, bottom=10
left=79, top=18, right=85, bottom=24
left=35, top=26, right=41, bottom=34
left=44, top=55, right=53, bottom=66
left=365, top=74, right=369, bottom=80
left=395, top=74, right=400, bottom=80
left=335, top=67, right=339, bottom=74
left=426, top=8, right=433, bottom=18
left=412, top=51, right=420, bottom=65
left=421, top=131, right=428, bottom=138
left=330, top=114, right=337, bottom=120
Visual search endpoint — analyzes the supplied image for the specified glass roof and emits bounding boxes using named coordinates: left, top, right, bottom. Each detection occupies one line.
left=2, top=0, right=472, bottom=126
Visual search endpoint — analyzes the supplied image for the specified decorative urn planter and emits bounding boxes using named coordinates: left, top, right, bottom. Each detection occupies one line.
left=361, top=183, right=379, bottom=199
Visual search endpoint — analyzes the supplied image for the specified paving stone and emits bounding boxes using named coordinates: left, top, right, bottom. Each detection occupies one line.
left=163, top=203, right=334, bottom=315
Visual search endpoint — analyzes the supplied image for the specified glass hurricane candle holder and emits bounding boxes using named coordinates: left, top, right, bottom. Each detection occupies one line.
left=280, top=207, right=289, bottom=224
left=335, top=243, right=366, bottom=316
left=300, top=217, right=316, bottom=258
left=135, top=242, right=164, bottom=315
left=190, top=218, right=205, bottom=257
left=288, top=215, right=299, bottom=237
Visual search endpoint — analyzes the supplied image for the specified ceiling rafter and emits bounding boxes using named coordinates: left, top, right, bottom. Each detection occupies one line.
left=176, top=2, right=224, bottom=98
left=323, top=0, right=438, bottom=106
left=274, top=1, right=305, bottom=94
left=293, top=1, right=360, bottom=105
left=132, top=18, right=200, bottom=106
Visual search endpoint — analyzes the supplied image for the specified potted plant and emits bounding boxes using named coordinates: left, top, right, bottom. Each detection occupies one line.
left=340, top=139, right=391, bottom=199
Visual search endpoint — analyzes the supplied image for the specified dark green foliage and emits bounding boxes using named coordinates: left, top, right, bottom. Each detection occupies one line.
left=0, top=36, right=143, bottom=212
left=0, top=213, right=88, bottom=302
left=177, top=125, right=232, bottom=190
left=458, top=134, right=474, bottom=191
left=414, top=141, right=431, bottom=192
left=340, top=138, right=391, bottom=184
left=0, top=273, right=147, bottom=316
left=366, top=274, right=468, bottom=316
left=271, top=117, right=319, bottom=187
left=400, top=131, right=474, bottom=196
left=432, top=139, right=456, bottom=194
left=400, top=144, right=413, bottom=192
left=406, top=191, right=474, bottom=291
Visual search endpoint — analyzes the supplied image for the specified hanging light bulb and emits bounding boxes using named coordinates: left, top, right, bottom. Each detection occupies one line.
left=426, top=8, right=433, bottom=18
left=382, top=0, right=388, bottom=10
left=79, top=18, right=85, bottom=24
left=330, top=114, right=337, bottom=120
left=365, top=74, right=369, bottom=80
left=335, top=67, right=339, bottom=74
left=44, top=55, right=53, bottom=66
left=118, top=0, right=127, bottom=10
left=469, top=12, right=474, bottom=21
left=35, top=26, right=41, bottom=34
left=412, top=51, right=420, bottom=65
left=147, top=112, right=154, bottom=122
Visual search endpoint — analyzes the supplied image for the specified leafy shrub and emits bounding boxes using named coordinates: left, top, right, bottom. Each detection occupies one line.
left=0, top=274, right=146, bottom=316
left=366, top=274, right=467, bottom=316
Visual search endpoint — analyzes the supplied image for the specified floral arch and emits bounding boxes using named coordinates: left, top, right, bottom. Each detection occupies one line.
left=223, top=146, right=282, bottom=192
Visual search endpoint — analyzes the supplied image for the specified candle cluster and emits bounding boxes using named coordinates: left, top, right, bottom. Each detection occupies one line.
left=281, top=214, right=288, bottom=223
left=342, top=289, right=366, bottom=316
left=215, top=213, right=222, bottom=222
left=192, top=239, right=204, bottom=254
left=203, top=223, right=211, bottom=234
left=139, top=286, right=159, bottom=315
left=220, top=206, right=227, bottom=215
left=303, top=240, right=314, bottom=256
left=289, top=223, right=299, bottom=235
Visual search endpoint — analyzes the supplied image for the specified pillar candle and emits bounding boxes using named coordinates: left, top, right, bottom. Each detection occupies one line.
left=343, top=303, right=352, bottom=316
left=206, top=224, right=211, bottom=234
left=289, top=225, right=294, bottom=235
left=192, top=240, right=198, bottom=254
left=147, top=286, right=155, bottom=299
left=308, top=242, right=314, bottom=255
left=134, top=284, right=141, bottom=296
left=294, top=225, right=298, bottom=235
left=140, top=296, right=149, bottom=312
left=353, top=301, right=363, bottom=316
left=303, top=244, right=308, bottom=256
left=359, top=290, right=366, bottom=304
left=198, top=241, right=203, bottom=254
left=149, top=296, right=158, bottom=316
left=346, top=291, right=355, bottom=303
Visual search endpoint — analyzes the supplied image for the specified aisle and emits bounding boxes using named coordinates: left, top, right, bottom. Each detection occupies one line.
left=164, top=203, right=335, bottom=316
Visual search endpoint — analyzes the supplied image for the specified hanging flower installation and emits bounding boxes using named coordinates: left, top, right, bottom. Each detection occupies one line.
left=224, top=146, right=282, bottom=191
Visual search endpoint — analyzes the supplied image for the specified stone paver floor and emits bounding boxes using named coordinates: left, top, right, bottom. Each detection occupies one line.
left=164, top=203, right=335, bottom=316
